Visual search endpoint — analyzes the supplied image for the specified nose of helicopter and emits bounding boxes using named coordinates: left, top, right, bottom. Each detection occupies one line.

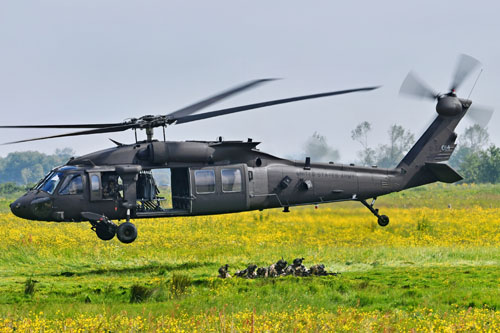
left=10, top=195, right=32, bottom=219
left=10, top=191, right=52, bottom=220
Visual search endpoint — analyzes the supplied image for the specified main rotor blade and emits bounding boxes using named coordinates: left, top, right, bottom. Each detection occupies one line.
left=166, top=78, right=277, bottom=118
left=2, top=124, right=136, bottom=145
left=467, top=104, right=494, bottom=128
left=399, top=71, right=438, bottom=100
left=0, top=123, right=125, bottom=129
left=450, top=54, right=480, bottom=92
left=171, top=86, right=380, bottom=125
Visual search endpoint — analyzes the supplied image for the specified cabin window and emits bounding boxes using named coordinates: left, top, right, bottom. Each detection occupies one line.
left=194, top=170, right=215, bottom=194
left=59, top=175, right=83, bottom=195
left=221, top=168, right=242, bottom=192
left=90, top=175, right=100, bottom=193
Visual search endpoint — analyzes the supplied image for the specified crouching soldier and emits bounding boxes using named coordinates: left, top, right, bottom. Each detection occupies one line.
left=235, top=264, right=258, bottom=279
left=309, top=264, right=326, bottom=276
left=218, top=264, right=231, bottom=279
left=268, top=259, right=288, bottom=277
left=285, top=258, right=310, bottom=277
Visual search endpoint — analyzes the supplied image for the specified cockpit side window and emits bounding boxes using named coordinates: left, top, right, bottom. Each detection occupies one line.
left=59, top=175, right=83, bottom=195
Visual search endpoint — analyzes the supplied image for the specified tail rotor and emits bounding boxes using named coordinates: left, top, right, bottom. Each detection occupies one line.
left=399, top=54, right=493, bottom=127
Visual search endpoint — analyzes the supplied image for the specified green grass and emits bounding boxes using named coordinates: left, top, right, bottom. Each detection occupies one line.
left=1, top=183, right=500, bottom=322
left=1, top=265, right=499, bottom=317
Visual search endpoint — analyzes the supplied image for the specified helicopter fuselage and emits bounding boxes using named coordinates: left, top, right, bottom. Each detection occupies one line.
left=10, top=139, right=403, bottom=223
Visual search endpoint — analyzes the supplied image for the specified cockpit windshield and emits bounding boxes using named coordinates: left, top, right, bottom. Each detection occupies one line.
left=37, top=172, right=64, bottom=195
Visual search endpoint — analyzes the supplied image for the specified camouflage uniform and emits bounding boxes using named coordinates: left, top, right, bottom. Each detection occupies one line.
left=268, top=259, right=288, bottom=277
left=284, top=258, right=310, bottom=277
left=309, top=264, right=338, bottom=276
left=230, top=259, right=337, bottom=279
left=256, top=267, right=268, bottom=278
left=309, top=264, right=325, bottom=276
left=218, top=264, right=231, bottom=278
left=235, top=264, right=258, bottom=279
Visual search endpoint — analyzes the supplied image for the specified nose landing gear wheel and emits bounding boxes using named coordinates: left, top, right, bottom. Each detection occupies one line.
left=117, top=222, right=137, bottom=244
left=83, top=212, right=118, bottom=241
left=377, top=215, right=390, bottom=227
left=95, top=222, right=116, bottom=240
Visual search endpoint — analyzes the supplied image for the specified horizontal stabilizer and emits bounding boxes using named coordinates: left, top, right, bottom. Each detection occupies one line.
left=425, top=162, right=463, bottom=183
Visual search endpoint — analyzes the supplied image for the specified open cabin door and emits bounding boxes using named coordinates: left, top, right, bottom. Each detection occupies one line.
left=170, top=168, right=192, bottom=213
left=190, top=164, right=248, bottom=214
left=84, top=168, right=131, bottom=219
left=133, top=167, right=192, bottom=217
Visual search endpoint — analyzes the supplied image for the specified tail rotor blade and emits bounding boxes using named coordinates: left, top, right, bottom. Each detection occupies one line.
left=467, top=104, right=494, bottom=128
left=450, top=54, right=481, bottom=92
left=399, top=71, right=438, bottom=100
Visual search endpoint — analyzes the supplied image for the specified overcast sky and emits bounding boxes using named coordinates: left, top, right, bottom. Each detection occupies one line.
left=0, top=0, right=498, bottom=163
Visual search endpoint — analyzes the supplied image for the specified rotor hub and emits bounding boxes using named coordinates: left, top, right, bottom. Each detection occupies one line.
left=436, top=96, right=463, bottom=117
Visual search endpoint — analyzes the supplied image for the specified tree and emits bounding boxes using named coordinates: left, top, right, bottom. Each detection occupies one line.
left=461, top=124, right=489, bottom=151
left=303, top=132, right=340, bottom=162
left=450, top=125, right=489, bottom=169
left=0, top=148, right=76, bottom=184
left=351, top=122, right=414, bottom=167
left=460, top=145, right=500, bottom=183
left=376, top=124, right=415, bottom=168
left=55, top=147, right=76, bottom=157
left=351, top=121, right=375, bottom=166
left=0, top=182, right=26, bottom=195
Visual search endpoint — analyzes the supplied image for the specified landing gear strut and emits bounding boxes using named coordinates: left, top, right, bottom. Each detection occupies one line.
left=82, top=210, right=138, bottom=243
left=360, top=198, right=389, bottom=227
left=116, top=210, right=137, bottom=244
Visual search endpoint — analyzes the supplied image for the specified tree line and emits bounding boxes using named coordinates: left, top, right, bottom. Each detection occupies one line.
left=0, top=148, right=74, bottom=185
left=302, top=123, right=499, bottom=184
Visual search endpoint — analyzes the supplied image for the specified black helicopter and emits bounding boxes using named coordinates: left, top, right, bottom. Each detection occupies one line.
left=3, top=55, right=493, bottom=244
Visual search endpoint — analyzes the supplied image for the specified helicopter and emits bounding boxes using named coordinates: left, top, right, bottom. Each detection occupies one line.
left=3, top=55, right=493, bottom=244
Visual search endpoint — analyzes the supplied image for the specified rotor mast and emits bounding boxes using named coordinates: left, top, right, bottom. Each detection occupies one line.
left=146, top=127, right=154, bottom=142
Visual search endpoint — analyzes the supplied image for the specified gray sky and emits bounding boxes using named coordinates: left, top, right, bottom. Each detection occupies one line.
left=0, top=0, right=498, bottom=162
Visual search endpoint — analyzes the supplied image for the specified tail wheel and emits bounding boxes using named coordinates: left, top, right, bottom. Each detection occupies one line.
left=378, top=215, right=389, bottom=227
left=117, top=222, right=137, bottom=244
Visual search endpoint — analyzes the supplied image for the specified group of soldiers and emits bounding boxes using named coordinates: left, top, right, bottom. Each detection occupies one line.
left=217, top=258, right=338, bottom=279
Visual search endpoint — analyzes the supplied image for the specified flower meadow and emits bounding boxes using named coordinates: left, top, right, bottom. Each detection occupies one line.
left=0, top=184, right=500, bottom=331
left=3, top=307, right=500, bottom=332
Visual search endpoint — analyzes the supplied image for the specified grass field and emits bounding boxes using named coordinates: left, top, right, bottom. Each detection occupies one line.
left=1, top=183, right=500, bottom=331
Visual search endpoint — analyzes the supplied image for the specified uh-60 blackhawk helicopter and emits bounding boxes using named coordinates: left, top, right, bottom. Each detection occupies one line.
left=3, top=54, right=493, bottom=244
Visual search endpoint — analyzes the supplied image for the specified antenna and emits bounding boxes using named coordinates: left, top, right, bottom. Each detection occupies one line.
left=467, top=68, right=483, bottom=100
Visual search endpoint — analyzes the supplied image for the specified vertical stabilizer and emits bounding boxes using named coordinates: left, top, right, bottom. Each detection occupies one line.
left=396, top=98, right=470, bottom=190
